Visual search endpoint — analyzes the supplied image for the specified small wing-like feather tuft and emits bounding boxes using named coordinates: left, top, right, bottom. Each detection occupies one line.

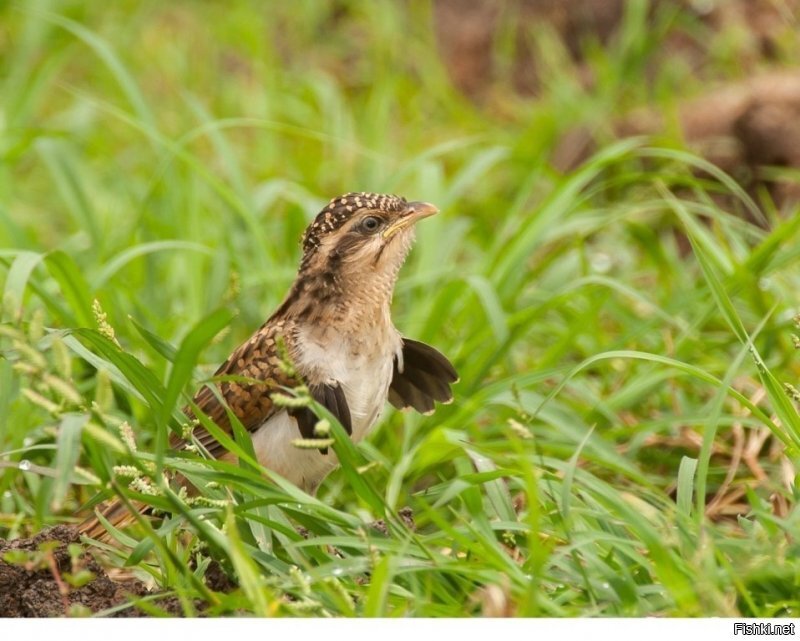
left=389, top=339, right=457, bottom=413
left=289, top=381, right=352, bottom=442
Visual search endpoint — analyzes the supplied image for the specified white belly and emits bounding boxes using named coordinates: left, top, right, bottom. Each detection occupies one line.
left=250, top=324, right=399, bottom=493
left=250, top=410, right=338, bottom=493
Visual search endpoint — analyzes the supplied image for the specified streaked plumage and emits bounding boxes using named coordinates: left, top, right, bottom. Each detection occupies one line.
left=79, top=192, right=457, bottom=537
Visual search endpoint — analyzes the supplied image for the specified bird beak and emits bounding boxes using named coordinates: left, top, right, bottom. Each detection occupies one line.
left=383, top=201, right=439, bottom=239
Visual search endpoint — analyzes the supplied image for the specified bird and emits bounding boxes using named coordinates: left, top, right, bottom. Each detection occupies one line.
left=79, top=192, right=458, bottom=538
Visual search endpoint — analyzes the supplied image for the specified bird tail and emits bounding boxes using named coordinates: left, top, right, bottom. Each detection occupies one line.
left=77, top=498, right=151, bottom=541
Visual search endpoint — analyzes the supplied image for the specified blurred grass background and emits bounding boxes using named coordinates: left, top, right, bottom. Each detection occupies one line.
left=1, top=0, right=799, bottom=617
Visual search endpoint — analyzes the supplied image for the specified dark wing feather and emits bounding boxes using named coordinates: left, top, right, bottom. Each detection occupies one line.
left=325, top=382, right=352, bottom=434
left=401, top=339, right=458, bottom=382
left=289, top=382, right=352, bottom=439
left=389, top=338, right=457, bottom=413
left=389, top=371, right=435, bottom=414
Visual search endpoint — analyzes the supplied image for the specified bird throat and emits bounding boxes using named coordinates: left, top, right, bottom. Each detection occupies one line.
left=275, top=230, right=413, bottom=334
left=276, top=257, right=400, bottom=335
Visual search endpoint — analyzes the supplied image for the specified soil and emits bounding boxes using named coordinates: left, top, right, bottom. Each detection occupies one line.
left=0, top=526, right=191, bottom=617
left=433, top=0, right=800, bottom=208
left=434, top=0, right=628, bottom=97
left=0, top=509, right=413, bottom=617
left=433, top=0, right=798, bottom=99
left=369, top=506, right=416, bottom=536
left=627, top=71, right=800, bottom=208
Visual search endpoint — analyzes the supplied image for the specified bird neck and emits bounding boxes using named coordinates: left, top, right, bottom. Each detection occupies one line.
left=273, top=263, right=400, bottom=336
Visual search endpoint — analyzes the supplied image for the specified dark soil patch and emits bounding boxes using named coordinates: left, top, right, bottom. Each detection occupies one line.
left=0, top=526, right=189, bottom=617
left=434, top=0, right=798, bottom=99
left=197, top=559, right=237, bottom=594
left=433, top=0, right=800, bottom=207
left=370, top=506, right=416, bottom=536
left=0, top=510, right=414, bottom=616
left=557, top=70, right=800, bottom=210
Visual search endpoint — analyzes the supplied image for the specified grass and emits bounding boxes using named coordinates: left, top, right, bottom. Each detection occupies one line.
left=1, top=0, right=799, bottom=617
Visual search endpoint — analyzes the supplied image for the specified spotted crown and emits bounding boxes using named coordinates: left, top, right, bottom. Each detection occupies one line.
left=302, top=192, right=407, bottom=252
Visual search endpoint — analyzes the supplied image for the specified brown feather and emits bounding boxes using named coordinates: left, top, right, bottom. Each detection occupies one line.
left=173, top=319, right=301, bottom=459
left=77, top=498, right=150, bottom=541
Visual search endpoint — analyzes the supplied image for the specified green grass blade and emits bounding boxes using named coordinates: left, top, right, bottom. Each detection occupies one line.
left=676, top=456, right=697, bottom=518
left=156, top=307, right=235, bottom=463
left=50, top=412, right=89, bottom=511
left=44, top=251, right=95, bottom=328
left=2, top=251, right=44, bottom=322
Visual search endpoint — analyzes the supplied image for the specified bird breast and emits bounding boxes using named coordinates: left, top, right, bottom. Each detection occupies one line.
left=293, top=322, right=401, bottom=440
left=249, top=321, right=401, bottom=493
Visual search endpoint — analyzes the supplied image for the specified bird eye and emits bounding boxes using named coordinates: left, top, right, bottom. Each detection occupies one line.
left=360, top=216, right=382, bottom=234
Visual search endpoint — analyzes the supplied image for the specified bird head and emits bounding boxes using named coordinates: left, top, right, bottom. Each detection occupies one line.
left=299, top=192, right=438, bottom=281
left=276, top=192, right=438, bottom=323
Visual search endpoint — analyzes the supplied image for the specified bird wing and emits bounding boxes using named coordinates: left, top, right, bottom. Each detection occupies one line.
left=171, top=319, right=351, bottom=460
left=289, top=382, right=352, bottom=439
left=389, top=338, right=458, bottom=414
